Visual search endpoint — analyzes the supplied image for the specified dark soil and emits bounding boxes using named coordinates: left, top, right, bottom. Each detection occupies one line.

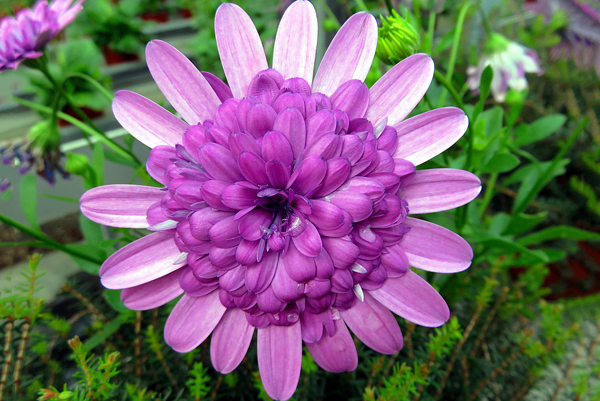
left=0, top=212, right=83, bottom=269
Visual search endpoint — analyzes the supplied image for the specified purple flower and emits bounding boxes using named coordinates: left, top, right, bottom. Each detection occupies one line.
left=0, top=178, right=10, bottom=191
left=80, top=2, right=480, bottom=400
left=0, top=0, right=83, bottom=72
left=467, top=34, right=543, bottom=102
left=526, top=0, right=600, bottom=74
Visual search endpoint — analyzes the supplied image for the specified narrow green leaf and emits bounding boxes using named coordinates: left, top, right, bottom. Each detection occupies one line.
left=67, top=243, right=102, bottom=274
left=92, top=143, right=105, bottom=187
left=470, top=233, right=549, bottom=263
left=513, top=114, right=566, bottom=147
left=480, top=151, right=520, bottom=173
left=79, top=214, right=104, bottom=249
left=504, top=211, right=549, bottom=236
left=40, top=193, right=79, bottom=203
left=19, top=173, right=41, bottom=232
left=518, top=226, right=600, bottom=246
left=84, top=315, right=126, bottom=350
left=104, top=289, right=130, bottom=313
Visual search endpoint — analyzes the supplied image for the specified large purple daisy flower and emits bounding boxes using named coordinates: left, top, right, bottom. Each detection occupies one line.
left=80, top=2, right=481, bottom=399
left=0, top=0, right=83, bottom=72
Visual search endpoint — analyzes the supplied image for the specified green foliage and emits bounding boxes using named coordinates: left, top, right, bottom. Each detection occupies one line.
left=186, top=363, right=211, bottom=401
left=71, top=0, right=148, bottom=54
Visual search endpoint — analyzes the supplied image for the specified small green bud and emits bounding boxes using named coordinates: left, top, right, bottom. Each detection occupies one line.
left=483, top=33, right=511, bottom=55
left=504, top=89, right=526, bottom=105
left=376, top=10, right=420, bottom=65
left=28, top=121, right=60, bottom=153
left=65, top=152, right=89, bottom=176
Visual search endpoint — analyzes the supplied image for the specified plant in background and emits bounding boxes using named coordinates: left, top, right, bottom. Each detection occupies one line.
left=22, top=38, right=112, bottom=119
left=467, top=33, right=544, bottom=102
left=79, top=1, right=481, bottom=399
left=0, top=0, right=83, bottom=72
left=526, top=0, right=600, bottom=75
left=72, top=0, right=148, bottom=57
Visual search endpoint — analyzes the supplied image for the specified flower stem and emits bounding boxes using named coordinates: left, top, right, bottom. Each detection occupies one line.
left=12, top=96, right=140, bottom=165
left=511, top=118, right=587, bottom=217
left=438, top=3, right=471, bottom=107
left=384, top=0, right=394, bottom=15
left=478, top=172, right=498, bottom=217
left=65, top=72, right=114, bottom=102
left=0, top=213, right=103, bottom=265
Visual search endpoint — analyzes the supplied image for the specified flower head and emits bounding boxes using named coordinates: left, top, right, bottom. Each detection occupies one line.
left=80, top=2, right=481, bottom=400
left=0, top=0, right=83, bottom=72
left=467, top=33, right=543, bottom=102
left=376, top=9, right=421, bottom=65
left=526, top=0, right=600, bottom=74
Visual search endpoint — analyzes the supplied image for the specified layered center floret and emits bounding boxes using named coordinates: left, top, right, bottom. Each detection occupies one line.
left=148, top=69, right=414, bottom=332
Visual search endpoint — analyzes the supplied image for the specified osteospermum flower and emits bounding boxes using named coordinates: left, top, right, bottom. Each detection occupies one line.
left=467, top=33, right=543, bottom=102
left=526, top=0, right=600, bottom=74
left=0, top=0, right=83, bottom=72
left=80, top=2, right=481, bottom=400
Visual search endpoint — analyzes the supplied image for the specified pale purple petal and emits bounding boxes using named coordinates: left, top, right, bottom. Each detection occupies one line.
left=121, top=269, right=184, bottom=310
left=100, top=233, right=182, bottom=289
left=400, top=217, right=473, bottom=273
left=164, top=292, right=227, bottom=353
left=273, top=0, right=318, bottom=84
left=369, top=270, right=450, bottom=327
left=80, top=184, right=163, bottom=228
left=112, top=90, right=187, bottom=148
left=257, top=323, right=302, bottom=401
left=146, top=40, right=221, bottom=125
left=367, top=54, right=434, bottom=125
left=392, top=107, right=468, bottom=166
left=401, top=169, right=482, bottom=214
left=211, top=308, right=255, bottom=373
left=312, top=12, right=378, bottom=96
left=215, top=3, right=269, bottom=98
left=305, top=319, right=358, bottom=372
left=340, top=292, right=403, bottom=354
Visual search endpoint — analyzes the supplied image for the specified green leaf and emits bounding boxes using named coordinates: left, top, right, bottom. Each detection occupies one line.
left=514, top=159, right=570, bottom=213
left=67, top=244, right=101, bottom=274
left=79, top=214, right=104, bottom=249
left=518, top=226, right=600, bottom=246
left=104, top=148, right=139, bottom=167
left=473, top=65, right=493, bottom=121
left=92, top=143, right=105, bottom=187
left=104, top=289, right=130, bottom=313
left=19, top=173, right=41, bottom=232
left=480, top=151, right=520, bottom=173
left=40, top=193, right=79, bottom=203
left=470, top=233, right=549, bottom=263
left=513, top=114, right=566, bottom=147
left=1, top=189, right=12, bottom=201
left=84, top=315, right=126, bottom=350
left=504, top=211, right=549, bottom=236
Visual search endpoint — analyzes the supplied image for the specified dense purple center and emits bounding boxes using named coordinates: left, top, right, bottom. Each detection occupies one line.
left=147, top=69, right=416, bottom=333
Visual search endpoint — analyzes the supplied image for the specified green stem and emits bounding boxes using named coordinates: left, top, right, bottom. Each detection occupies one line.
left=425, top=11, right=436, bottom=55
left=13, top=96, right=140, bottom=165
left=433, top=70, right=465, bottom=109
left=65, top=73, right=114, bottom=102
left=479, top=8, right=494, bottom=36
left=0, top=213, right=103, bottom=265
left=438, top=3, right=471, bottom=107
left=384, top=0, right=394, bottom=15
left=512, top=118, right=588, bottom=217
left=33, top=59, right=105, bottom=135
left=413, top=0, right=422, bottom=35
left=478, top=172, right=498, bottom=217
